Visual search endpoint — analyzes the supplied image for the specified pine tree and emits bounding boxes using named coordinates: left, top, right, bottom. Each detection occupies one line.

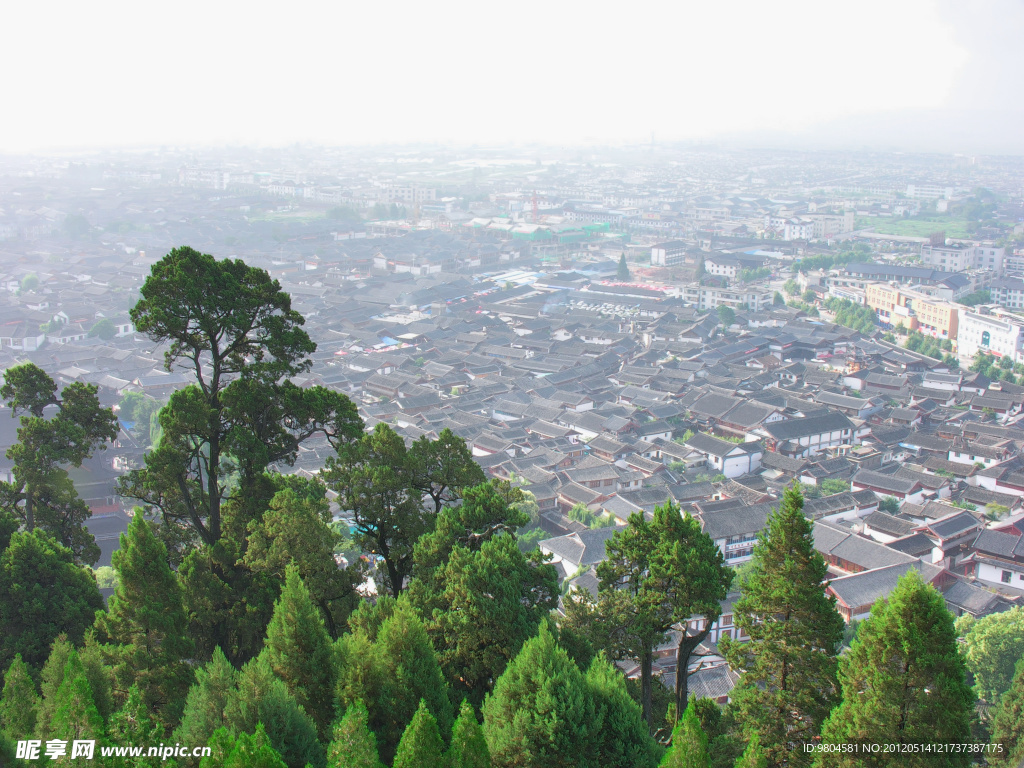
left=482, top=622, right=594, bottom=768
left=0, top=654, right=38, bottom=738
left=447, top=699, right=491, bottom=768
left=992, top=658, right=1024, bottom=768
left=815, top=571, right=973, bottom=768
left=37, top=636, right=75, bottom=735
left=326, top=699, right=384, bottom=768
left=79, top=634, right=116, bottom=723
left=336, top=600, right=452, bottom=764
left=587, top=654, right=659, bottom=768
left=93, top=511, right=194, bottom=730
left=106, top=685, right=164, bottom=767
left=393, top=699, right=445, bottom=768
left=173, top=648, right=238, bottom=753
left=617, top=254, right=631, bottom=281
left=722, top=485, right=844, bottom=767
left=734, top=734, right=767, bottom=768
left=225, top=655, right=324, bottom=768
left=201, top=724, right=288, bottom=768
left=49, top=647, right=104, bottom=744
left=259, top=564, right=335, bottom=739
left=660, top=702, right=710, bottom=768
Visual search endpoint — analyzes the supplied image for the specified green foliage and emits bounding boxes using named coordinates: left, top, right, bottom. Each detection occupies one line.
left=447, top=699, right=491, bottom=768
left=259, top=565, right=335, bottom=739
left=326, top=699, right=384, bottom=768
left=201, top=724, right=288, bottom=768
left=173, top=648, right=239, bottom=755
left=991, top=658, right=1024, bottom=768
left=878, top=496, right=900, bottom=514
left=225, top=655, right=324, bottom=768
left=960, top=606, right=1024, bottom=703
left=722, top=485, right=844, bottom=766
left=48, top=647, right=105, bottom=744
left=717, top=305, right=736, bottom=327
left=564, top=502, right=731, bottom=729
left=740, top=267, right=771, bottom=283
left=568, top=502, right=615, bottom=528
left=816, top=571, right=973, bottom=767
left=20, top=273, right=39, bottom=293
left=118, top=391, right=163, bottom=449
left=773, top=291, right=785, bottom=306
left=617, top=254, right=632, bottom=281
left=903, top=330, right=954, bottom=361
left=587, top=653, right=659, bottom=768
left=820, top=478, right=851, bottom=496
left=959, top=289, right=991, bottom=306
left=106, top=684, right=164, bottom=767
left=483, top=622, right=594, bottom=767
left=0, top=362, right=118, bottom=564
left=783, top=279, right=800, bottom=296
left=326, top=205, right=362, bottom=223
left=94, top=511, right=195, bottom=729
left=88, top=317, right=117, bottom=339
left=121, top=246, right=360, bottom=547
left=801, top=289, right=817, bottom=303
left=244, top=487, right=362, bottom=640
left=393, top=699, right=445, bottom=768
left=733, top=733, right=767, bottom=768
left=822, top=297, right=877, bottom=334
left=409, top=526, right=558, bottom=707
left=336, top=599, right=452, bottom=764
left=0, top=654, right=38, bottom=737
left=660, top=702, right=709, bottom=768
left=0, top=530, right=103, bottom=670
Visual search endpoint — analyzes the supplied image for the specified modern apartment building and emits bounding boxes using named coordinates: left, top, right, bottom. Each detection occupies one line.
left=865, top=284, right=958, bottom=341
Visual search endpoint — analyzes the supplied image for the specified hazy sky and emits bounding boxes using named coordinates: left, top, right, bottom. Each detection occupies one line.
left=2, top=0, right=1021, bottom=153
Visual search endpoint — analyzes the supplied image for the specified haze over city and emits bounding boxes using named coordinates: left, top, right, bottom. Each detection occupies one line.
left=3, top=0, right=1024, bottom=154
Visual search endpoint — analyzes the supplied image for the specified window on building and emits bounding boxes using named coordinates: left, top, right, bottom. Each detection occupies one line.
left=1002, top=570, right=1013, bottom=584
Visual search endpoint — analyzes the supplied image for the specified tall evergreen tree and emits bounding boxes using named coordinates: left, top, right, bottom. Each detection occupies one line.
left=325, top=699, right=384, bottom=768
left=447, top=699, right=491, bottom=768
left=617, top=253, right=631, bottom=281
left=0, top=530, right=103, bottom=670
left=201, top=724, right=288, bottom=768
left=0, top=654, right=38, bottom=738
left=94, top=511, right=194, bottom=730
left=225, top=656, right=324, bottom=768
left=721, top=485, right=844, bottom=767
left=79, top=635, right=116, bottom=723
left=36, top=636, right=75, bottom=735
left=587, top=653, right=659, bottom=768
left=734, top=735, right=767, bottom=768
left=815, top=571, right=973, bottom=768
left=991, top=657, right=1024, bottom=768
left=49, top=648, right=104, bottom=744
left=173, top=647, right=238, bottom=755
left=482, top=622, right=594, bottom=768
left=393, top=699, right=445, bottom=768
left=336, top=600, right=452, bottom=764
left=106, top=685, right=164, bottom=768
left=259, top=564, right=335, bottom=739
left=660, top=702, right=710, bottom=768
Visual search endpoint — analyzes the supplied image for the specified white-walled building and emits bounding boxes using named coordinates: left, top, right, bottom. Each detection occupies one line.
left=958, top=310, right=1024, bottom=363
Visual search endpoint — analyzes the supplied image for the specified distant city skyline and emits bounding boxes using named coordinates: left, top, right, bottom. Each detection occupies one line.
left=3, top=0, right=1023, bottom=155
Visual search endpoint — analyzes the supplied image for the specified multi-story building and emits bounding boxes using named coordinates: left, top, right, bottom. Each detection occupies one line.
left=808, top=211, right=855, bottom=239
left=957, top=311, right=1024, bottom=363
left=678, top=285, right=774, bottom=312
left=991, top=277, right=1024, bottom=310
left=865, top=284, right=958, bottom=341
left=703, top=255, right=741, bottom=279
left=650, top=240, right=689, bottom=267
left=920, top=243, right=1004, bottom=274
left=906, top=184, right=955, bottom=200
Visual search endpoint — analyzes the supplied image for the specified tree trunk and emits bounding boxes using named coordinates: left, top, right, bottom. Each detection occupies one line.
left=675, top=627, right=710, bottom=722
left=24, top=484, right=33, bottom=531
left=641, top=647, right=654, bottom=731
